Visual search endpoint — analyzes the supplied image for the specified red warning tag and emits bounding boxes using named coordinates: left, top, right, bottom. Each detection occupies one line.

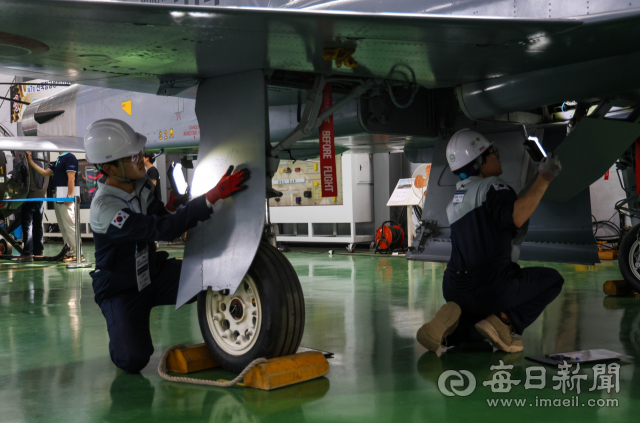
left=319, top=83, right=337, bottom=197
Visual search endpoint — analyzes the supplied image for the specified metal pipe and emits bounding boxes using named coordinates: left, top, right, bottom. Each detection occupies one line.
left=271, top=74, right=326, bottom=155
left=75, top=196, right=80, bottom=265
left=313, top=80, right=374, bottom=129
left=271, top=77, right=374, bottom=156
left=67, top=195, right=92, bottom=269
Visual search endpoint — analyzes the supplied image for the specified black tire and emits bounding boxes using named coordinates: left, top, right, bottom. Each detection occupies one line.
left=619, top=223, right=640, bottom=293
left=197, top=241, right=305, bottom=373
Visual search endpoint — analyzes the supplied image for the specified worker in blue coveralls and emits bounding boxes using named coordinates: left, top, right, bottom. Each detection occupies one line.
left=84, top=119, right=250, bottom=373
left=416, top=129, right=564, bottom=354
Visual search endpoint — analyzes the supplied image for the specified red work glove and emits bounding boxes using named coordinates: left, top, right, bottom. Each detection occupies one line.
left=166, top=191, right=179, bottom=212
left=166, top=190, right=190, bottom=212
left=206, top=165, right=251, bottom=205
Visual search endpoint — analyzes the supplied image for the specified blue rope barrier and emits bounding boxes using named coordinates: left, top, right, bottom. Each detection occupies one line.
left=2, top=198, right=74, bottom=202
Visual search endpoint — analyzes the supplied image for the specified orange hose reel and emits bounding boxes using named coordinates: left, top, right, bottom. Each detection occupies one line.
left=375, top=221, right=405, bottom=253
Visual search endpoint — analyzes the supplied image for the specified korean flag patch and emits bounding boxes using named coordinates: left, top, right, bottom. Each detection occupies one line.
left=111, top=210, right=130, bottom=229
left=492, top=183, right=509, bottom=191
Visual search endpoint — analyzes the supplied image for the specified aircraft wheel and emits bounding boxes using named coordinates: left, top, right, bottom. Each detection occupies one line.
left=618, top=223, right=640, bottom=293
left=197, top=241, right=305, bottom=373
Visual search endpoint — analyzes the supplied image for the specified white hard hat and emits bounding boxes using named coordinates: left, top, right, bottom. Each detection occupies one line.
left=84, top=119, right=146, bottom=164
left=445, top=128, right=492, bottom=171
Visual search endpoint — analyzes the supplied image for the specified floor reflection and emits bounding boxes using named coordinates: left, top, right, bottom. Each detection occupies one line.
left=0, top=246, right=639, bottom=422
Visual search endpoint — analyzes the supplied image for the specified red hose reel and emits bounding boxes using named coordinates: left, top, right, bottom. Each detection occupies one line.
left=375, top=220, right=405, bottom=254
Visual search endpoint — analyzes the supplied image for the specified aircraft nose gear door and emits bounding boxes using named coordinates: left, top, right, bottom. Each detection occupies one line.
left=177, top=71, right=305, bottom=373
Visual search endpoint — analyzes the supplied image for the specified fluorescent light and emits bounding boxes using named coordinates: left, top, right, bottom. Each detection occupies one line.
left=172, top=162, right=189, bottom=195
left=528, top=136, right=547, bottom=158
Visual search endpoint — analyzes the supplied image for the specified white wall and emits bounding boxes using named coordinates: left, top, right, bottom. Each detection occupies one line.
left=590, top=163, right=630, bottom=234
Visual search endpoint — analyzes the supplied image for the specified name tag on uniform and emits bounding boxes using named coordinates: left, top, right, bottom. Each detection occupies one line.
left=135, top=246, right=151, bottom=291
left=453, top=190, right=466, bottom=203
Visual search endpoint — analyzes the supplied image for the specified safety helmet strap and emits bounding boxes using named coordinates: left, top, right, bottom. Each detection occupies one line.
left=459, top=155, right=485, bottom=180
left=98, top=159, right=136, bottom=184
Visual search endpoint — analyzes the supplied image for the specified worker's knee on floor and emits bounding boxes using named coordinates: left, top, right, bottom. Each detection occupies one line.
left=546, top=270, right=565, bottom=299
left=537, top=268, right=565, bottom=290
left=112, top=351, right=151, bottom=373
left=110, top=344, right=153, bottom=373
left=552, top=270, right=565, bottom=288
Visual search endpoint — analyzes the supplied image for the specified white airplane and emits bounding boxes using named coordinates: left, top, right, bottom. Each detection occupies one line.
left=0, top=0, right=638, bottom=372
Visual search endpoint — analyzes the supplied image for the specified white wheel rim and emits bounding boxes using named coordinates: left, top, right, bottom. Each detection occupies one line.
left=206, top=274, right=262, bottom=356
left=630, top=238, right=640, bottom=280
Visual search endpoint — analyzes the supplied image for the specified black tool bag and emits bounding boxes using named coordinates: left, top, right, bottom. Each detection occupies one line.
left=11, top=153, right=28, bottom=187
left=29, top=152, right=48, bottom=191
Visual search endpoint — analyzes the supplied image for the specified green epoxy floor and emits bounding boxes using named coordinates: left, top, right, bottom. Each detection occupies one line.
left=1, top=245, right=639, bottom=422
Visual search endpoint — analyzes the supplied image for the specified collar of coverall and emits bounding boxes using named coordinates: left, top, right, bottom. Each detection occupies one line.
left=456, top=175, right=481, bottom=190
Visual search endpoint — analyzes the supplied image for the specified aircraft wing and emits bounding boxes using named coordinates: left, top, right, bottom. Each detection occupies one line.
left=0, top=137, right=84, bottom=152
left=0, top=1, right=638, bottom=94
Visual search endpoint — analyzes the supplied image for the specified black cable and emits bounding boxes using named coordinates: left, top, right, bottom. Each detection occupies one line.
left=414, top=206, right=423, bottom=220
left=616, top=167, right=628, bottom=197
left=592, top=213, right=622, bottom=233
left=592, top=212, right=622, bottom=244
left=375, top=220, right=403, bottom=254
left=593, top=221, right=620, bottom=236
left=0, top=76, right=15, bottom=112
left=0, top=95, right=29, bottom=105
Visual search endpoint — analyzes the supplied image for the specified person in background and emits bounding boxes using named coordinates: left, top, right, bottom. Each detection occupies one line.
left=27, top=151, right=82, bottom=261
left=18, top=152, right=49, bottom=262
left=143, top=153, right=162, bottom=201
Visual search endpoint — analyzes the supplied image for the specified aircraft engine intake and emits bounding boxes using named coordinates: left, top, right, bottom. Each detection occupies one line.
left=21, top=84, right=80, bottom=137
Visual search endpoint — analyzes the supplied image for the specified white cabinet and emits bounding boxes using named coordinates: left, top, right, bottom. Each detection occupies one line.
left=356, top=153, right=373, bottom=184
left=271, top=153, right=373, bottom=245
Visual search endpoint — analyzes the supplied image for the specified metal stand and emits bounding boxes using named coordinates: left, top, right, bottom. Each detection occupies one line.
left=407, top=205, right=414, bottom=248
left=67, top=196, right=92, bottom=269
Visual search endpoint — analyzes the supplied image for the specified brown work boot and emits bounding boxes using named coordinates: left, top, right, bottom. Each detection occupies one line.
left=17, top=254, right=33, bottom=262
left=475, top=315, right=524, bottom=353
left=603, top=279, right=637, bottom=297
left=416, top=302, right=461, bottom=352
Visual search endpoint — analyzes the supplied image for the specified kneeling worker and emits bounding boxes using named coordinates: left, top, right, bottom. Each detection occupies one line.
left=84, top=119, right=250, bottom=373
left=417, top=129, right=564, bottom=353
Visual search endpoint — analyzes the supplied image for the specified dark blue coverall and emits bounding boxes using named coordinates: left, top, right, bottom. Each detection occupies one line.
left=89, top=175, right=212, bottom=372
left=442, top=175, right=564, bottom=345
